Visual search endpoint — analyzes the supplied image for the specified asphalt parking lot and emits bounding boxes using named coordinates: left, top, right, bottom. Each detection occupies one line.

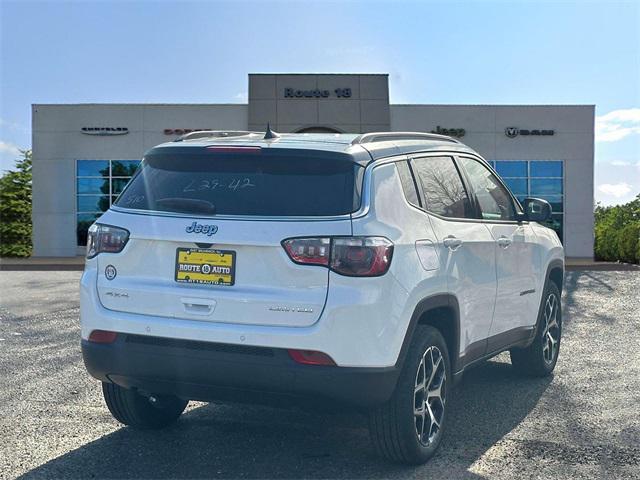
left=1, top=269, right=639, bottom=479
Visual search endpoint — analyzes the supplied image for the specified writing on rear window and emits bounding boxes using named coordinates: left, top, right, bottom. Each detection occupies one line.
left=121, top=195, right=145, bottom=207
left=183, top=178, right=256, bottom=193
left=116, top=152, right=361, bottom=216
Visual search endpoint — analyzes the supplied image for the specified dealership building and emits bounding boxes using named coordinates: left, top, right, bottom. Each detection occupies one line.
left=32, top=73, right=595, bottom=258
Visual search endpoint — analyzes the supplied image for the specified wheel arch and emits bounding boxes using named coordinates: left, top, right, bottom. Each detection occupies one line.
left=528, top=258, right=565, bottom=344
left=548, top=260, right=564, bottom=294
left=395, top=294, right=461, bottom=373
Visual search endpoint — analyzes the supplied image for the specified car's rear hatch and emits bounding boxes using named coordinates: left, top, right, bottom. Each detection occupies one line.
left=95, top=144, right=361, bottom=328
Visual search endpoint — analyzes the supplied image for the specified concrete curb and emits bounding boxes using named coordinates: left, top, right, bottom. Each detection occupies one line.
left=0, top=257, right=85, bottom=271
left=0, top=264, right=85, bottom=271
left=565, top=263, right=639, bottom=272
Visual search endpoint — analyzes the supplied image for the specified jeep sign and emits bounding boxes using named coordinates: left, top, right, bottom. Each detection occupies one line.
left=431, top=126, right=466, bottom=138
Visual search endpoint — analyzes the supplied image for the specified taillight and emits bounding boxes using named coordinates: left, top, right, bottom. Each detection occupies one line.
left=282, top=237, right=331, bottom=266
left=282, top=236, right=393, bottom=277
left=86, top=224, right=130, bottom=259
left=331, top=237, right=393, bottom=277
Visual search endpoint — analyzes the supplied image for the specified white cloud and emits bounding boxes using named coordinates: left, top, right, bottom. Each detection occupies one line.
left=0, top=141, right=24, bottom=172
left=0, top=118, right=29, bottom=134
left=595, top=108, right=640, bottom=142
left=234, top=92, right=248, bottom=102
left=610, top=160, right=632, bottom=166
left=597, top=182, right=633, bottom=198
left=0, top=140, right=21, bottom=157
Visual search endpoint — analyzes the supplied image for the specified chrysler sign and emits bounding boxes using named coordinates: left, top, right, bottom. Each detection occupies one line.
left=81, top=127, right=129, bottom=135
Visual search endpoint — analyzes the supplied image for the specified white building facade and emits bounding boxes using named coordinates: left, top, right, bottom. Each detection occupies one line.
left=32, top=73, right=594, bottom=258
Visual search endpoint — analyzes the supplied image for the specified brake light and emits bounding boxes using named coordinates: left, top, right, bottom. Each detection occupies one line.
left=206, top=146, right=261, bottom=154
left=288, top=349, right=336, bottom=366
left=282, top=237, right=393, bottom=277
left=88, top=330, right=118, bottom=344
left=86, top=224, right=130, bottom=258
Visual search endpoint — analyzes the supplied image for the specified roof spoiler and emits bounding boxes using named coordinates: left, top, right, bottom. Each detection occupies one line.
left=174, top=130, right=256, bottom=142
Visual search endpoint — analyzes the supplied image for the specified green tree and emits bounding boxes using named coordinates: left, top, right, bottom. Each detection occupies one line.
left=594, top=194, right=640, bottom=264
left=0, top=149, right=32, bottom=257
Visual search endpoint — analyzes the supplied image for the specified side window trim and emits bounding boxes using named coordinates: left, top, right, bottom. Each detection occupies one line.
left=407, top=154, right=477, bottom=222
left=406, top=158, right=427, bottom=208
left=395, top=158, right=423, bottom=208
left=451, top=156, right=482, bottom=220
left=455, top=155, right=525, bottom=224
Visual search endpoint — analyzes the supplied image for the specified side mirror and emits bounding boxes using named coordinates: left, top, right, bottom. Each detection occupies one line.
left=523, top=197, right=552, bottom=222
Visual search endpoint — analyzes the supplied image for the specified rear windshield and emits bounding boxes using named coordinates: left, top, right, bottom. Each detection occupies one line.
left=115, top=150, right=362, bottom=216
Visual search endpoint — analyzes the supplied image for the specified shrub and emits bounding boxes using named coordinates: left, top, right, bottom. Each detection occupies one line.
left=594, top=194, right=640, bottom=264
left=0, top=150, right=32, bottom=257
left=617, top=223, right=640, bottom=264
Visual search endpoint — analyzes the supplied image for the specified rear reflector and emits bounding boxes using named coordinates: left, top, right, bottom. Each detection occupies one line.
left=288, top=349, right=336, bottom=366
left=88, top=330, right=118, bottom=344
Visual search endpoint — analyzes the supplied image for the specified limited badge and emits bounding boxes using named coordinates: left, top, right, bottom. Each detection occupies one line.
left=105, top=265, right=117, bottom=281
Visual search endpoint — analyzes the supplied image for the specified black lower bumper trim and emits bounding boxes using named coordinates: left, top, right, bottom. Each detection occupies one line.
left=82, top=334, right=400, bottom=408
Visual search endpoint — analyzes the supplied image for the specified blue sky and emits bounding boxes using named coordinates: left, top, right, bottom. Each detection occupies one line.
left=1, top=0, right=638, bottom=205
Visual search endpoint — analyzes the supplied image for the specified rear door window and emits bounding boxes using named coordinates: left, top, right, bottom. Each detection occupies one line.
left=116, top=149, right=362, bottom=216
left=410, top=156, right=474, bottom=219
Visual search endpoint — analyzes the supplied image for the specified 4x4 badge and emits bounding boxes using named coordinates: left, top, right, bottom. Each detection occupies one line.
left=185, top=221, right=218, bottom=236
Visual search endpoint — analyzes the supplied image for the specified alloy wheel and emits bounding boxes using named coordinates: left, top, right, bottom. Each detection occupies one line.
left=542, top=293, right=560, bottom=364
left=414, top=346, right=446, bottom=446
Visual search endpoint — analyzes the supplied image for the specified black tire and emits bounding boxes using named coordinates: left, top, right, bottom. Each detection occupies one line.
left=368, top=325, right=450, bottom=465
left=102, top=382, right=188, bottom=429
left=510, top=281, right=562, bottom=377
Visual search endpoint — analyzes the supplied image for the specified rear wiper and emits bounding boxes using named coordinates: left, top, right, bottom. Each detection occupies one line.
left=155, top=198, right=216, bottom=214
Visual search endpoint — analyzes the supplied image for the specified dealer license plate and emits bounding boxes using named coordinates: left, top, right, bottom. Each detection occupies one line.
left=175, top=248, right=235, bottom=286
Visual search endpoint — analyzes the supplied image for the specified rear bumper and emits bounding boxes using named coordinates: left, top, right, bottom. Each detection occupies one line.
left=82, top=334, right=400, bottom=408
left=81, top=261, right=413, bottom=369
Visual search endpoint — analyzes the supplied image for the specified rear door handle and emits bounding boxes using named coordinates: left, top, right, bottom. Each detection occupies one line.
left=181, top=297, right=216, bottom=316
left=497, top=236, right=513, bottom=248
left=443, top=236, right=463, bottom=250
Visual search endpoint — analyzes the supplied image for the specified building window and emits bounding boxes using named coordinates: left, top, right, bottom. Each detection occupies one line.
left=490, top=160, right=564, bottom=242
left=76, top=160, right=140, bottom=246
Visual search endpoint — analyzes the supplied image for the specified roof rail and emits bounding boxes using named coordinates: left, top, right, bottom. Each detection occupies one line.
left=174, top=130, right=256, bottom=142
left=351, top=131, right=462, bottom=145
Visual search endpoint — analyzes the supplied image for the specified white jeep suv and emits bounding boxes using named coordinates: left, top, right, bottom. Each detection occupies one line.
left=81, top=130, right=564, bottom=464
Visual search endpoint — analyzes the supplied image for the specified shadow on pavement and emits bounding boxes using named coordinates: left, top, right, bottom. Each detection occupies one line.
left=563, top=271, right=618, bottom=328
left=19, top=359, right=552, bottom=479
